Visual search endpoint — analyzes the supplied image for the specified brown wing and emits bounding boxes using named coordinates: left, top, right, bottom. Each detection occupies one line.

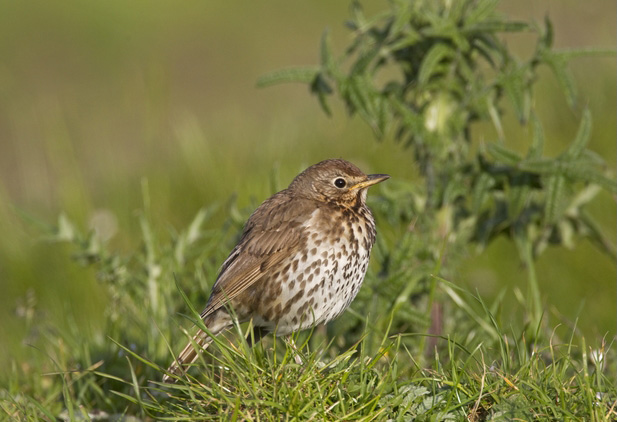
left=200, top=191, right=311, bottom=319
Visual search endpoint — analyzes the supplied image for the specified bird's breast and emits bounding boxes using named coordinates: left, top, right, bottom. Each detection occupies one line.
left=250, top=206, right=376, bottom=334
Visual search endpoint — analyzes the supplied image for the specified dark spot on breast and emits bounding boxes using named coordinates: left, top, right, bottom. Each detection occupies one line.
left=264, top=307, right=273, bottom=321
left=308, top=285, right=318, bottom=298
left=289, top=290, right=303, bottom=306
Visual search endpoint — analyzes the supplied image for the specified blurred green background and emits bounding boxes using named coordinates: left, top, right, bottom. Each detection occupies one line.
left=0, top=0, right=614, bottom=370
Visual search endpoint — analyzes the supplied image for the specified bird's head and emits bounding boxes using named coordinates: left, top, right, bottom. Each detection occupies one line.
left=288, top=159, right=389, bottom=208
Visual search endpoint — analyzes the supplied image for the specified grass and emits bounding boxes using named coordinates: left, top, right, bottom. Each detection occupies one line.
left=1, top=208, right=615, bottom=420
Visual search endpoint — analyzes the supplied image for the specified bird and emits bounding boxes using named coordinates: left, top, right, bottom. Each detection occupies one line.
left=164, top=159, right=389, bottom=382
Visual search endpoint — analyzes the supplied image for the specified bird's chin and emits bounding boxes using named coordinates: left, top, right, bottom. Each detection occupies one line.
left=359, top=189, right=368, bottom=204
left=350, top=189, right=368, bottom=208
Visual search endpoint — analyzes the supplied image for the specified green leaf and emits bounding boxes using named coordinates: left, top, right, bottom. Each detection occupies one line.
left=500, top=64, right=531, bottom=123
left=527, top=113, right=545, bottom=159
left=423, top=21, right=470, bottom=51
left=486, top=143, right=523, bottom=166
left=256, top=67, right=320, bottom=87
left=445, top=0, right=467, bottom=23
left=542, top=51, right=577, bottom=108
left=541, top=16, right=554, bottom=49
left=518, top=158, right=559, bottom=174
left=418, top=44, right=454, bottom=86
left=464, top=0, right=499, bottom=27
left=519, top=157, right=616, bottom=193
left=387, top=32, right=422, bottom=53
left=544, top=174, right=566, bottom=224
left=310, top=73, right=333, bottom=116
left=390, top=97, right=426, bottom=136
left=350, top=47, right=380, bottom=76
left=472, top=173, right=495, bottom=213
left=563, top=108, right=591, bottom=159
left=556, top=47, right=617, bottom=60
left=389, top=0, right=412, bottom=38
left=472, top=33, right=501, bottom=68
left=506, top=180, right=531, bottom=221
left=564, top=165, right=617, bottom=194
left=347, top=76, right=385, bottom=136
left=349, top=1, right=368, bottom=31
left=487, top=96, right=505, bottom=142
left=343, top=76, right=366, bottom=114
left=320, top=30, right=336, bottom=74
left=465, top=20, right=529, bottom=34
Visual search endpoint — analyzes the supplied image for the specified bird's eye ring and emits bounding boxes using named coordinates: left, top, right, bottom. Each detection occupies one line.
left=334, top=178, right=347, bottom=188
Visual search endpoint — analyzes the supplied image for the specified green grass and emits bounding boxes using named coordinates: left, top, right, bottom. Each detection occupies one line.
left=1, top=210, right=615, bottom=420
left=106, top=326, right=617, bottom=420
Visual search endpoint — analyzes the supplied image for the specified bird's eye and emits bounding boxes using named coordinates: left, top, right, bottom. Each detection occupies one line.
left=334, top=178, right=347, bottom=188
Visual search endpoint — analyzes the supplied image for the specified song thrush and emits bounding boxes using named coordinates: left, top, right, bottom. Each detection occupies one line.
left=164, top=159, right=389, bottom=382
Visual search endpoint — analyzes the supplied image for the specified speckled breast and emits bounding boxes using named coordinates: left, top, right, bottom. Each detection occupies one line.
left=252, top=204, right=376, bottom=335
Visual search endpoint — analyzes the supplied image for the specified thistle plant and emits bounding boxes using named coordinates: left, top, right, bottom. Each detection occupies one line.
left=259, top=0, right=615, bottom=350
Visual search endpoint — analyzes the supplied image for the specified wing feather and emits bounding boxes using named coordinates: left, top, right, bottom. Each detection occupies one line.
left=200, top=192, right=312, bottom=319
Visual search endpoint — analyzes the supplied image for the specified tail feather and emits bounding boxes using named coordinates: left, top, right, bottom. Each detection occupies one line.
left=163, top=329, right=213, bottom=383
left=164, top=310, right=234, bottom=383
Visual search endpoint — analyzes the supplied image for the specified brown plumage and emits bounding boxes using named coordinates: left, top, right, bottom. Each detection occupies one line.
left=164, top=159, right=389, bottom=382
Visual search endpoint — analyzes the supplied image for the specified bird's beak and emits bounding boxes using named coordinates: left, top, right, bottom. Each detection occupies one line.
left=349, top=174, right=390, bottom=191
